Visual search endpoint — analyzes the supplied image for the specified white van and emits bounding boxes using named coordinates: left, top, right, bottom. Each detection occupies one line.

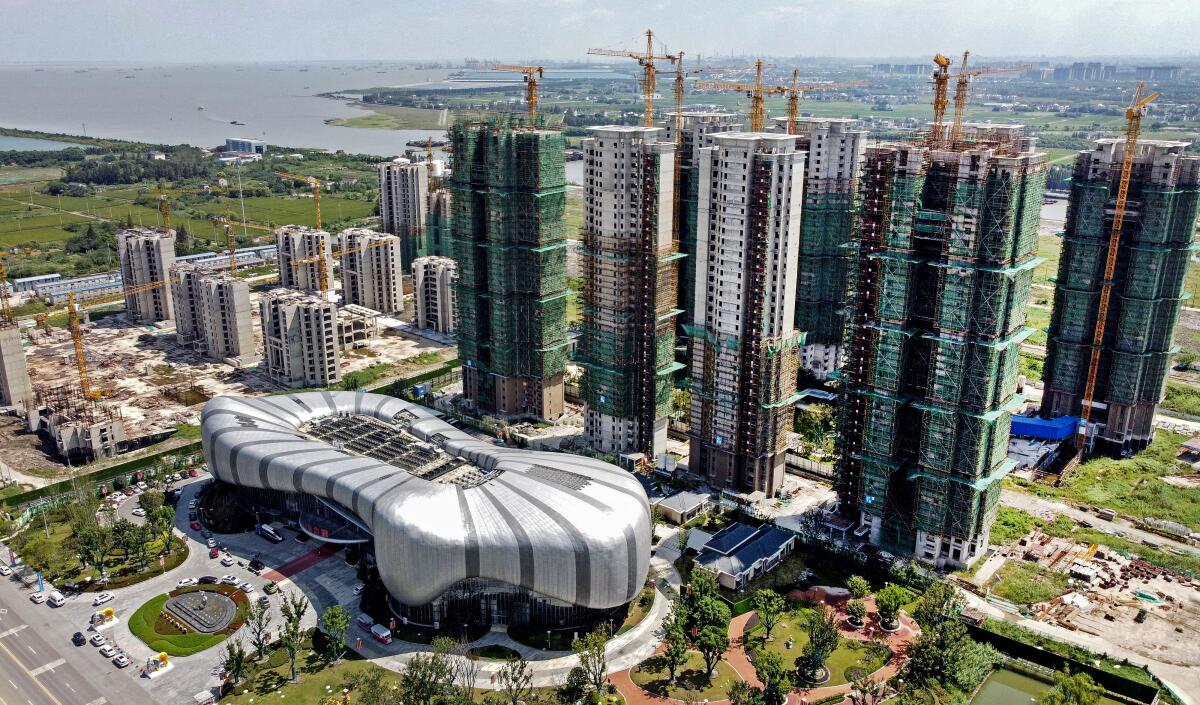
left=47, top=591, right=66, bottom=607
left=370, top=623, right=392, bottom=644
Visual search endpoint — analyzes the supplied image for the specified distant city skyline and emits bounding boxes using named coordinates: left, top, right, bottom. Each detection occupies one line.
left=3, top=0, right=1198, bottom=64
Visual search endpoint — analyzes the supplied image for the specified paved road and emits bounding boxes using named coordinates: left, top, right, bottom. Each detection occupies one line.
left=0, top=577, right=154, bottom=705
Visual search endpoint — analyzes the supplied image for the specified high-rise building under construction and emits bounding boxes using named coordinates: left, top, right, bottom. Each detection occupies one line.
left=118, top=227, right=175, bottom=323
left=687, top=132, right=805, bottom=497
left=578, top=126, right=680, bottom=459
left=449, top=119, right=568, bottom=420
left=276, top=226, right=333, bottom=295
left=1041, top=139, right=1200, bottom=455
left=837, top=124, right=1046, bottom=569
left=378, top=159, right=429, bottom=268
left=771, top=117, right=868, bottom=379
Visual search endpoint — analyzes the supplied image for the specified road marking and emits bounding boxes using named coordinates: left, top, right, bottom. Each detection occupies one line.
left=83, top=699, right=107, bottom=705
left=5, top=680, right=14, bottom=689
left=0, top=626, right=26, bottom=639
left=28, top=659, right=64, bottom=676
left=63, top=683, right=74, bottom=693
left=23, top=646, right=33, bottom=656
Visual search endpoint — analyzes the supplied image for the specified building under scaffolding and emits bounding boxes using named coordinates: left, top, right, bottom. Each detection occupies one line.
left=836, top=124, right=1046, bottom=569
left=425, top=189, right=453, bottom=258
left=31, top=384, right=126, bottom=462
left=771, top=117, right=868, bottom=380
left=578, top=126, right=681, bottom=459
left=449, top=117, right=568, bottom=420
left=687, top=132, right=805, bottom=498
left=1041, top=139, right=1200, bottom=456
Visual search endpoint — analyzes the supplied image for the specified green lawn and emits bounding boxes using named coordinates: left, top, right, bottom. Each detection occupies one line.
left=743, top=608, right=890, bottom=687
left=326, top=103, right=447, bottom=130
left=990, top=560, right=1069, bottom=605
left=191, top=195, right=374, bottom=229
left=630, top=650, right=740, bottom=701
left=1024, top=305, right=1051, bottom=347
left=1033, top=234, right=1062, bottom=286
left=1007, top=430, right=1200, bottom=531
left=128, top=585, right=248, bottom=656
left=565, top=190, right=583, bottom=235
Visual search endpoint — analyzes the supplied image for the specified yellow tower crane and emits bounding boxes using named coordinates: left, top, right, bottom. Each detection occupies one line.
left=490, top=64, right=545, bottom=122
left=785, top=72, right=867, bottom=135
left=225, top=224, right=237, bottom=275
left=697, top=63, right=866, bottom=134
left=1078, top=82, right=1159, bottom=448
left=0, top=255, right=14, bottom=326
left=929, top=54, right=953, bottom=146
left=948, top=52, right=1031, bottom=144
left=588, top=29, right=678, bottom=127
left=275, top=171, right=327, bottom=229
left=290, top=238, right=394, bottom=296
left=154, top=181, right=172, bottom=231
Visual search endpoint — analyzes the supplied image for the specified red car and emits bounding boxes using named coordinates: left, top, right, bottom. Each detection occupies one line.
left=190, top=521, right=203, bottom=531
left=209, top=547, right=220, bottom=559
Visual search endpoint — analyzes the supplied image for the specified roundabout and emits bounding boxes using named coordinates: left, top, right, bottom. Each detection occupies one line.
left=128, top=584, right=248, bottom=656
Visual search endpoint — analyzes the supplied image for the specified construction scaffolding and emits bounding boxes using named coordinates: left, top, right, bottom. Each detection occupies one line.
left=1041, top=143, right=1200, bottom=454
left=449, top=118, right=569, bottom=419
left=837, top=137, right=1047, bottom=565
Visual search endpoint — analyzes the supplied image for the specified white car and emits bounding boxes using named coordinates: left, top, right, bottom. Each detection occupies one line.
left=98, top=644, right=117, bottom=658
left=176, top=578, right=198, bottom=588
left=113, top=653, right=131, bottom=668
left=220, top=556, right=235, bottom=567
left=136, top=482, right=148, bottom=491
left=131, top=508, right=147, bottom=517
left=239, top=582, right=255, bottom=594
left=188, top=500, right=198, bottom=509
left=89, top=633, right=106, bottom=647
left=353, top=584, right=364, bottom=596
left=219, top=575, right=239, bottom=585
left=92, top=592, right=115, bottom=606
left=29, top=592, right=46, bottom=604
left=0, top=565, right=11, bottom=576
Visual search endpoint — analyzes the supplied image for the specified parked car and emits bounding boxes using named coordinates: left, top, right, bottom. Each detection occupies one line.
left=29, top=592, right=45, bottom=604
left=220, top=556, right=235, bottom=567
left=190, top=521, right=203, bottom=531
left=353, top=584, right=364, bottom=596
left=188, top=512, right=198, bottom=521
left=131, top=508, right=147, bottom=517
left=113, top=653, right=131, bottom=668
left=188, top=500, right=198, bottom=509
left=177, top=578, right=198, bottom=587
left=263, top=582, right=279, bottom=594
left=0, top=565, right=11, bottom=576
left=209, top=547, right=220, bottom=559
left=240, top=582, right=255, bottom=594
left=122, top=487, right=135, bottom=496
left=248, top=559, right=265, bottom=574
left=136, top=482, right=148, bottom=491
left=258, top=595, right=270, bottom=608
left=219, top=575, right=239, bottom=585
left=207, top=538, right=217, bottom=548
left=92, top=592, right=115, bottom=606
left=89, top=633, right=106, bottom=647
left=72, top=632, right=86, bottom=646
left=199, top=575, right=219, bottom=584
left=99, top=644, right=117, bottom=658
left=47, top=591, right=65, bottom=607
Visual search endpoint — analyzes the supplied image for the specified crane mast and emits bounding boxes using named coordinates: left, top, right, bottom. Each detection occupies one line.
left=490, top=64, right=545, bottom=121
left=275, top=171, right=325, bottom=229
left=1077, top=82, right=1159, bottom=447
left=588, top=29, right=677, bottom=127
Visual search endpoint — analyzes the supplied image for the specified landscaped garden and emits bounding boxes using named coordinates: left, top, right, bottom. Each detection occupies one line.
left=129, top=584, right=249, bottom=656
left=743, top=606, right=890, bottom=687
left=630, top=651, right=740, bottom=701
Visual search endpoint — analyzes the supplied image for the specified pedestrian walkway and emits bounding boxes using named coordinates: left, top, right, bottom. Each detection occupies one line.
left=260, top=543, right=340, bottom=581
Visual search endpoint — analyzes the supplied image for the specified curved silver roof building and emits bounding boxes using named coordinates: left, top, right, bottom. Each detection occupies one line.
left=201, top=391, right=651, bottom=610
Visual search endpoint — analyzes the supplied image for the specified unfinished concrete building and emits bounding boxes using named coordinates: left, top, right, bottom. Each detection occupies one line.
left=665, top=112, right=743, bottom=358
left=170, top=263, right=256, bottom=364
left=412, top=256, right=457, bottom=334
left=772, top=117, right=868, bottom=379
left=0, top=325, right=31, bottom=407
left=578, top=126, right=680, bottom=459
left=837, top=124, right=1046, bottom=569
left=337, top=304, right=379, bottom=352
left=339, top=228, right=403, bottom=315
left=276, top=225, right=334, bottom=295
left=259, top=288, right=341, bottom=389
left=379, top=159, right=429, bottom=268
left=449, top=119, right=568, bottom=420
left=1041, top=139, right=1200, bottom=455
left=687, top=133, right=805, bottom=497
left=117, top=227, right=175, bottom=323
left=31, top=385, right=125, bottom=461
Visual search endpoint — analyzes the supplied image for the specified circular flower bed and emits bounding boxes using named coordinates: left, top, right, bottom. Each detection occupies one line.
left=128, top=584, right=249, bottom=656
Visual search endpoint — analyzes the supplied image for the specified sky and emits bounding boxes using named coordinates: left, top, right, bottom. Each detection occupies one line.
left=2, top=0, right=1198, bottom=64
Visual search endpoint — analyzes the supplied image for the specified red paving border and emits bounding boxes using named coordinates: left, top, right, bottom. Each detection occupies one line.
left=611, top=587, right=919, bottom=705
left=261, top=543, right=340, bottom=581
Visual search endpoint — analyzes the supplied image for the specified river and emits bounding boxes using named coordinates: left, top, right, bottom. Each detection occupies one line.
left=0, top=62, right=451, bottom=155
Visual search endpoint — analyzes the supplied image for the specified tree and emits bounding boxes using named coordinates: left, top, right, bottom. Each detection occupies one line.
left=1037, top=669, right=1103, bottom=705
left=912, top=580, right=961, bottom=629
left=662, top=614, right=689, bottom=684
left=74, top=523, right=114, bottom=579
left=689, top=569, right=718, bottom=604
left=904, top=620, right=999, bottom=692
left=131, top=523, right=152, bottom=570
left=138, top=490, right=164, bottom=515
left=696, top=624, right=729, bottom=678
left=280, top=592, right=309, bottom=681
left=150, top=505, right=175, bottom=555
left=845, top=575, right=871, bottom=600
left=321, top=604, right=350, bottom=662
left=752, top=589, right=786, bottom=641
left=751, top=649, right=790, bottom=705
left=496, top=656, right=533, bottom=705
left=695, top=593, right=731, bottom=632
left=726, top=681, right=765, bottom=705
left=247, top=600, right=274, bottom=661
left=846, top=599, right=867, bottom=626
left=223, top=638, right=248, bottom=684
left=398, top=650, right=457, bottom=705
left=571, top=625, right=608, bottom=695
left=801, top=607, right=840, bottom=678
left=111, top=518, right=137, bottom=560
left=874, top=584, right=911, bottom=628
left=353, top=667, right=399, bottom=705
left=847, top=670, right=887, bottom=705
left=676, top=527, right=691, bottom=556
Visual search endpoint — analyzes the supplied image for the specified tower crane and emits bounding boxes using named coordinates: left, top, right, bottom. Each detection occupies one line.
left=289, top=237, right=393, bottom=296
left=153, top=180, right=172, bottom=231
left=697, top=62, right=865, bottom=134
left=0, top=255, right=13, bottom=326
left=1077, top=82, right=1159, bottom=449
left=929, top=54, right=953, bottom=147
left=785, top=72, right=867, bottom=135
left=490, top=64, right=545, bottom=121
left=225, top=223, right=237, bottom=275
left=948, top=51, right=1031, bottom=144
left=275, top=171, right=328, bottom=229
left=588, top=29, right=678, bottom=127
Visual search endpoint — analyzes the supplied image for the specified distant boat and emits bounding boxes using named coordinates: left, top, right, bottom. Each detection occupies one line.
left=230, top=120, right=245, bottom=126
left=197, top=106, right=205, bottom=111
